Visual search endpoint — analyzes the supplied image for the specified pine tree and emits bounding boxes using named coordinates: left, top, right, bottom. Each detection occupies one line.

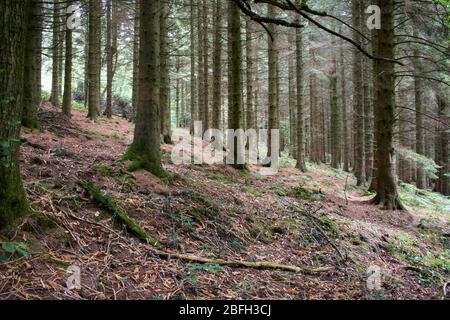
left=124, top=0, right=166, bottom=179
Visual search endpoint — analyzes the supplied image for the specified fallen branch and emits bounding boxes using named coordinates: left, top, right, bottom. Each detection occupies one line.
left=285, top=201, right=347, bottom=263
left=79, top=180, right=162, bottom=249
left=80, top=179, right=333, bottom=275
left=148, top=248, right=333, bottom=275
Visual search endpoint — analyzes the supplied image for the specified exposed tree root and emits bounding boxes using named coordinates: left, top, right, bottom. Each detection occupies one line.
left=80, top=179, right=333, bottom=275
left=148, top=248, right=333, bottom=275
left=79, top=180, right=162, bottom=248
left=370, top=194, right=406, bottom=211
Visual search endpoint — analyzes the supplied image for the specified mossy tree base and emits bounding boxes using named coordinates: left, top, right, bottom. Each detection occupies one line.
left=123, top=143, right=169, bottom=181
left=370, top=194, right=406, bottom=211
left=0, top=165, right=29, bottom=229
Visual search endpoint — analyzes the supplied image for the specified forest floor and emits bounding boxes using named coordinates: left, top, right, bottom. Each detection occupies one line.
left=0, top=104, right=449, bottom=300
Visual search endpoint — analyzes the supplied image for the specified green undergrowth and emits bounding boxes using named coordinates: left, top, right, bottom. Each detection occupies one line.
left=208, top=173, right=240, bottom=184
left=399, top=182, right=450, bottom=216
left=93, top=163, right=138, bottom=191
left=387, top=231, right=449, bottom=284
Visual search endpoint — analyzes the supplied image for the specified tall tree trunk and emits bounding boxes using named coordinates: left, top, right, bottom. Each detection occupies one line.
left=202, top=0, right=209, bottom=132
left=212, top=0, right=222, bottom=130
left=267, top=3, right=279, bottom=160
left=245, top=17, right=255, bottom=133
left=87, top=0, right=101, bottom=121
left=62, top=0, right=73, bottom=117
left=372, top=0, right=404, bottom=210
left=160, top=0, right=172, bottom=143
left=197, top=0, right=204, bottom=133
left=189, top=0, right=196, bottom=134
left=131, top=0, right=140, bottom=122
left=176, top=57, right=180, bottom=127
left=434, top=91, right=449, bottom=195
left=124, top=0, right=166, bottom=179
left=0, top=0, right=29, bottom=228
left=181, top=80, right=186, bottom=127
left=330, top=47, right=340, bottom=169
left=364, top=60, right=374, bottom=181
left=83, top=8, right=89, bottom=110
left=228, top=0, right=245, bottom=169
left=414, top=52, right=426, bottom=189
left=352, top=0, right=366, bottom=185
left=51, top=0, right=60, bottom=107
left=23, top=0, right=42, bottom=129
left=105, top=0, right=117, bottom=119
left=295, top=8, right=306, bottom=171
left=288, top=31, right=296, bottom=158
left=340, top=36, right=350, bottom=172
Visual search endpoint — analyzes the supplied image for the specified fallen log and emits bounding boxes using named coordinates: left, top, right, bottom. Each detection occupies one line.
left=149, top=248, right=333, bottom=275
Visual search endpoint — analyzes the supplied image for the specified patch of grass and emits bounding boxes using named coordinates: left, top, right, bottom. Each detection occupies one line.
left=0, top=242, right=29, bottom=262
left=271, top=185, right=289, bottom=196
left=174, top=213, right=196, bottom=232
left=208, top=173, right=239, bottom=184
left=387, top=231, right=449, bottom=284
left=399, top=182, right=450, bottom=215
left=93, top=164, right=114, bottom=177
left=243, top=185, right=262, bottom=197
left=93, top=164, right=137, bottom=191
left=316, top=216, right=340, bottom=237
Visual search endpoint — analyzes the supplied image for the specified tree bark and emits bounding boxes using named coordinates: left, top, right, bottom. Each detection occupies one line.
left=352, top=0, right=366, bottom=185
left=212, top=0, right=223, bottom=131
left=51, top=0, right=61, bottom=107
left=245, top=17, right=255, bottom=132
left=62, top=0, right=73, bottom=118
left=22, top=0, right=42, bottom=129
left=0, top=0, right=29, bottom=228
left=295, top=8, right=306, bottom=172
left=228, top=0, right=245, bottom=169
left=105, top=0, right=118, bottom=119
left=413, top=50, right=426, bottom=189
left=330, top=47, right=340, bottom=169
left=131, top=0, right=140, bottom=122
left=267, top=3, right=279, bottom=160
left=160, top=0, right=172, bottom=143
left=87, top=0, right=101, bottom=121
left=189, top=0, right=196, bottom=134
left=434, top=91, right=449, bottom=195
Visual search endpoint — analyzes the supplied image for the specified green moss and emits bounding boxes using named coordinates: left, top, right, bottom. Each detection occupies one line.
left=208, top=173, right=239, bottom=184
left=79, top=180, right=162, bottom=249
left=0, top=167, right=29, bottom=229
left=93, top=164, right=113, bottom=177
left=243, top=185, right=262, bottom=197
left=271, top=185, right=288, bottom=196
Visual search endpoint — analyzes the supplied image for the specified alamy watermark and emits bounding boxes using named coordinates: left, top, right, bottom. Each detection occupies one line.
left=66, top=264, right=81, bottom=291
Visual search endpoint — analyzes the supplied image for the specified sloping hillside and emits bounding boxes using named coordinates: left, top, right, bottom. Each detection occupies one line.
left=0, top=106, right=448, bottom=300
